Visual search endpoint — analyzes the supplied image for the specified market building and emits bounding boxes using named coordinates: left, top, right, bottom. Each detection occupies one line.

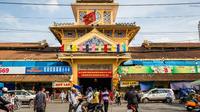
left=49, top=0, right=139, bottom=91
left=0, top=0, right=200, bottom=93
left=0, top=41, right=72, bottom=92
left=119, top=42, right=200, bottom=91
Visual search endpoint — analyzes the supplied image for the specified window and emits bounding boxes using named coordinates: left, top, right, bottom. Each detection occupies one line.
left=103, top=11, right=111, bottom=24
left=114, top=30, right=125, bottom=38
left=150, top=90, right=159, bottom=94
left=104, top=30, right=112, bottom=37
left=78, top=30, right=86, bottom=37
left=96, top=11, right=101, bottom=22
left=79, top=11, right=87, bottom=23
left=64, top=30, right=75, bottom=38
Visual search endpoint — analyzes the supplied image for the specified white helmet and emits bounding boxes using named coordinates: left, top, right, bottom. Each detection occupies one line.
left=2, top=87, right=8, bottom=92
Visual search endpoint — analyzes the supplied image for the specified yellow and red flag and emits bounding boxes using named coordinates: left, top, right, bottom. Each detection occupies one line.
left=83, top=11, right=96, bottom=25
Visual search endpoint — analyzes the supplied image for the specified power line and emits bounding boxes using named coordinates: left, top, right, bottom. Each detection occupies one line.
left=0, top=1, right=200, bottom=6
left=0, top=15, right=200, bottom=20
left=0, top=28, right=50, bottom=33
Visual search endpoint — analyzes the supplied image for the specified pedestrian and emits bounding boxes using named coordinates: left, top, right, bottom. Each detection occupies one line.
left=68, top=87, right=79, bottom=112
left=60, top=90, right=65, bottom=103
left=34, top=87, right=46, bottom=112
left=115, top=90, right=121, bottom=105
left=124, top=86, right=139, bottom=112
left=101, top=88, right=110, bottom=112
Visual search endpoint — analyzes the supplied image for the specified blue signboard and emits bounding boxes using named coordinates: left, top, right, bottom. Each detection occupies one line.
left=0, top=82, right=4, bottom=96
left=26, top=66, right=72, bottom=75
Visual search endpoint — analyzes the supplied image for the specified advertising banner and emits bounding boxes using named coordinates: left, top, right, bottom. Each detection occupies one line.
left=118, top=66, right=199, bottom=74
left=26, top=66, right=72, bottom=75
left=172, top=66, right=196, bottom=73
left=78, top=70, right=112, bottom=78
left=0, top=67, right=25, bottom=74
left=151, top=66, right=172, bottom=73
left=118, top=66, right=153, bottom=74
left=197, top=66, right=200, bottom=73
left=120, top=81, right=139, bottom=87
left=52, top=82, right=71, bottom=88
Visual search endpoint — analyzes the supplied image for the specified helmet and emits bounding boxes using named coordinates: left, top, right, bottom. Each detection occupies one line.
left=87, top=87, right=93, bottom=91
left=2, top=87, right=8, bottom=92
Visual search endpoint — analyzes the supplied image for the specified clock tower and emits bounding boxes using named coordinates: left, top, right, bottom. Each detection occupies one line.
left=72, top=0, right=118, bottom=25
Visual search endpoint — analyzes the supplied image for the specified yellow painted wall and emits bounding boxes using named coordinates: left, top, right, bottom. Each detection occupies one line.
left=69, top=59, right=121, bottom=87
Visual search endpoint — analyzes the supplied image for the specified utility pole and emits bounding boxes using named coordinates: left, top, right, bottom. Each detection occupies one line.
left=198, top=21, right=200, bottom=41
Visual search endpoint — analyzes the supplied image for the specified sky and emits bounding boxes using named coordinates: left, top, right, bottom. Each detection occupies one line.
left=0, top=0, right=200, bottom=46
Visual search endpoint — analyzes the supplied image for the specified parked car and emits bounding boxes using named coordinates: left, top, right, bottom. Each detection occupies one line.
left=8, top=90, right=35, bottom=107
left=140, top=88, right=175, bottom=103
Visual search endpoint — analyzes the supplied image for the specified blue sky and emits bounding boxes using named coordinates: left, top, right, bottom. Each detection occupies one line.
left=0, top=0, right=199, bottom=46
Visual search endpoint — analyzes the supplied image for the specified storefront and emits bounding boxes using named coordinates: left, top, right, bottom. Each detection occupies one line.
left=0, top=61, right=72, bottom=92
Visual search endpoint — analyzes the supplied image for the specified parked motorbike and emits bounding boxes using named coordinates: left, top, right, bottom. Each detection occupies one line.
left=185, top=99, right=199, bottom=111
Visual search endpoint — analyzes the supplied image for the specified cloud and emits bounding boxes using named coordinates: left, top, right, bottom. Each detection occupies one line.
left=0, top=11, right=21, bottom=29
left=27, top=0, right=60, bottom=13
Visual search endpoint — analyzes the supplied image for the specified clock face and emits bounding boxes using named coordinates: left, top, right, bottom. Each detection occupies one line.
left=96, top=12, right=101, bottom=21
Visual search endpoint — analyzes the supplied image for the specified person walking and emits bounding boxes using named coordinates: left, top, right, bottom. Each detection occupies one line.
left=124, top=86, right=139, bottom=112
left=101, top=88, right=110, bottom=112
left=60, top=90, right=65, bottom=103
left=34, top=87, right=46, bottom=112
left=115, top=90, right=121, bottom=105
left=68, top=87, right=79, bottom=112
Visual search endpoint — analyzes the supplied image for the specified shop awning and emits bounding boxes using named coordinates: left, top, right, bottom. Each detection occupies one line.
left=0, top=75, right=70, bottom=82
left=191, top=80, right=200, bottom=86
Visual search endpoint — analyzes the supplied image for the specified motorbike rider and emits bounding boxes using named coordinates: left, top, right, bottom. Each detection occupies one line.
left=82, top=87, right=94, bottom=111
left=0, top=87, right=11, bottom=112
left=124, top=86, right=139, bottom=112
left=68, top=87, right=82, bottom=112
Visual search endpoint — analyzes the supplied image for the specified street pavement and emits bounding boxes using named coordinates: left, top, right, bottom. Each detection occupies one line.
left=16, top=101, right=187, bottom=112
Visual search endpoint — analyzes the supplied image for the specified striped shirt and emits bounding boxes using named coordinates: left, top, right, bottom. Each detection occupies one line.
left=102, top=91, right=109, bottom=102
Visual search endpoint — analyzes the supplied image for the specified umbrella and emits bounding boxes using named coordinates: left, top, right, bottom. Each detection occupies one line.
left=191, top=80, right=200, bottom=86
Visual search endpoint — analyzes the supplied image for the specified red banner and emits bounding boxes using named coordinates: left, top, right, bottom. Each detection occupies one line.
left=78, top=70, right=112, bottom=78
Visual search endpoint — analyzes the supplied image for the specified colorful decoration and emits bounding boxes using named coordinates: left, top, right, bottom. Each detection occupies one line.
left=122, top=43, right=126, bottom=52
left=104, top=44, right=108, bottom=53
left=111, top=45, right=115, bottom=52
left=59, top=44, right=64, bottom=52
left=117, top=44, right=120, bottom=53
left=92, top=44, right=96, bottom=52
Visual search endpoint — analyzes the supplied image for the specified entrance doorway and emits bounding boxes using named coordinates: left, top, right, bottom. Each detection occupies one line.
left=79, top=78, right=112, bottom=94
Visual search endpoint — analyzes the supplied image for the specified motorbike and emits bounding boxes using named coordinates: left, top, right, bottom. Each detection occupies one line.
left=13, top=96, right=21, bottom=110
left=0, top=96, right=14, bottom=112
left=185, top=99, right=200, bottom=111
left=127, top=104, right=138, bottom=112
left=77, top=99, right=104, bottom=112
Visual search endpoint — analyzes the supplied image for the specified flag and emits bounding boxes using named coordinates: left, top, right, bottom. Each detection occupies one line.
left=86, top=44, right=89, bottom=52
left=97, top=45, right=101, bottom=52
left=72, top=45, right=77, bottom=52
left=111, top=45, right=115, bottom=52
left=79, top=45, right=83, bottom=52
left=122, top=43, right=126, bottom=52
left=83, top=11, right=96, bottom=25
left=117, top=44, right=120, bottom=53
left=104, top=44, right=108, bottom=53
left=59, top=44, right=64, bottom=52
left=67, top=45, right=71, bottom=51
left=92, top=44, right=96, bottom=52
